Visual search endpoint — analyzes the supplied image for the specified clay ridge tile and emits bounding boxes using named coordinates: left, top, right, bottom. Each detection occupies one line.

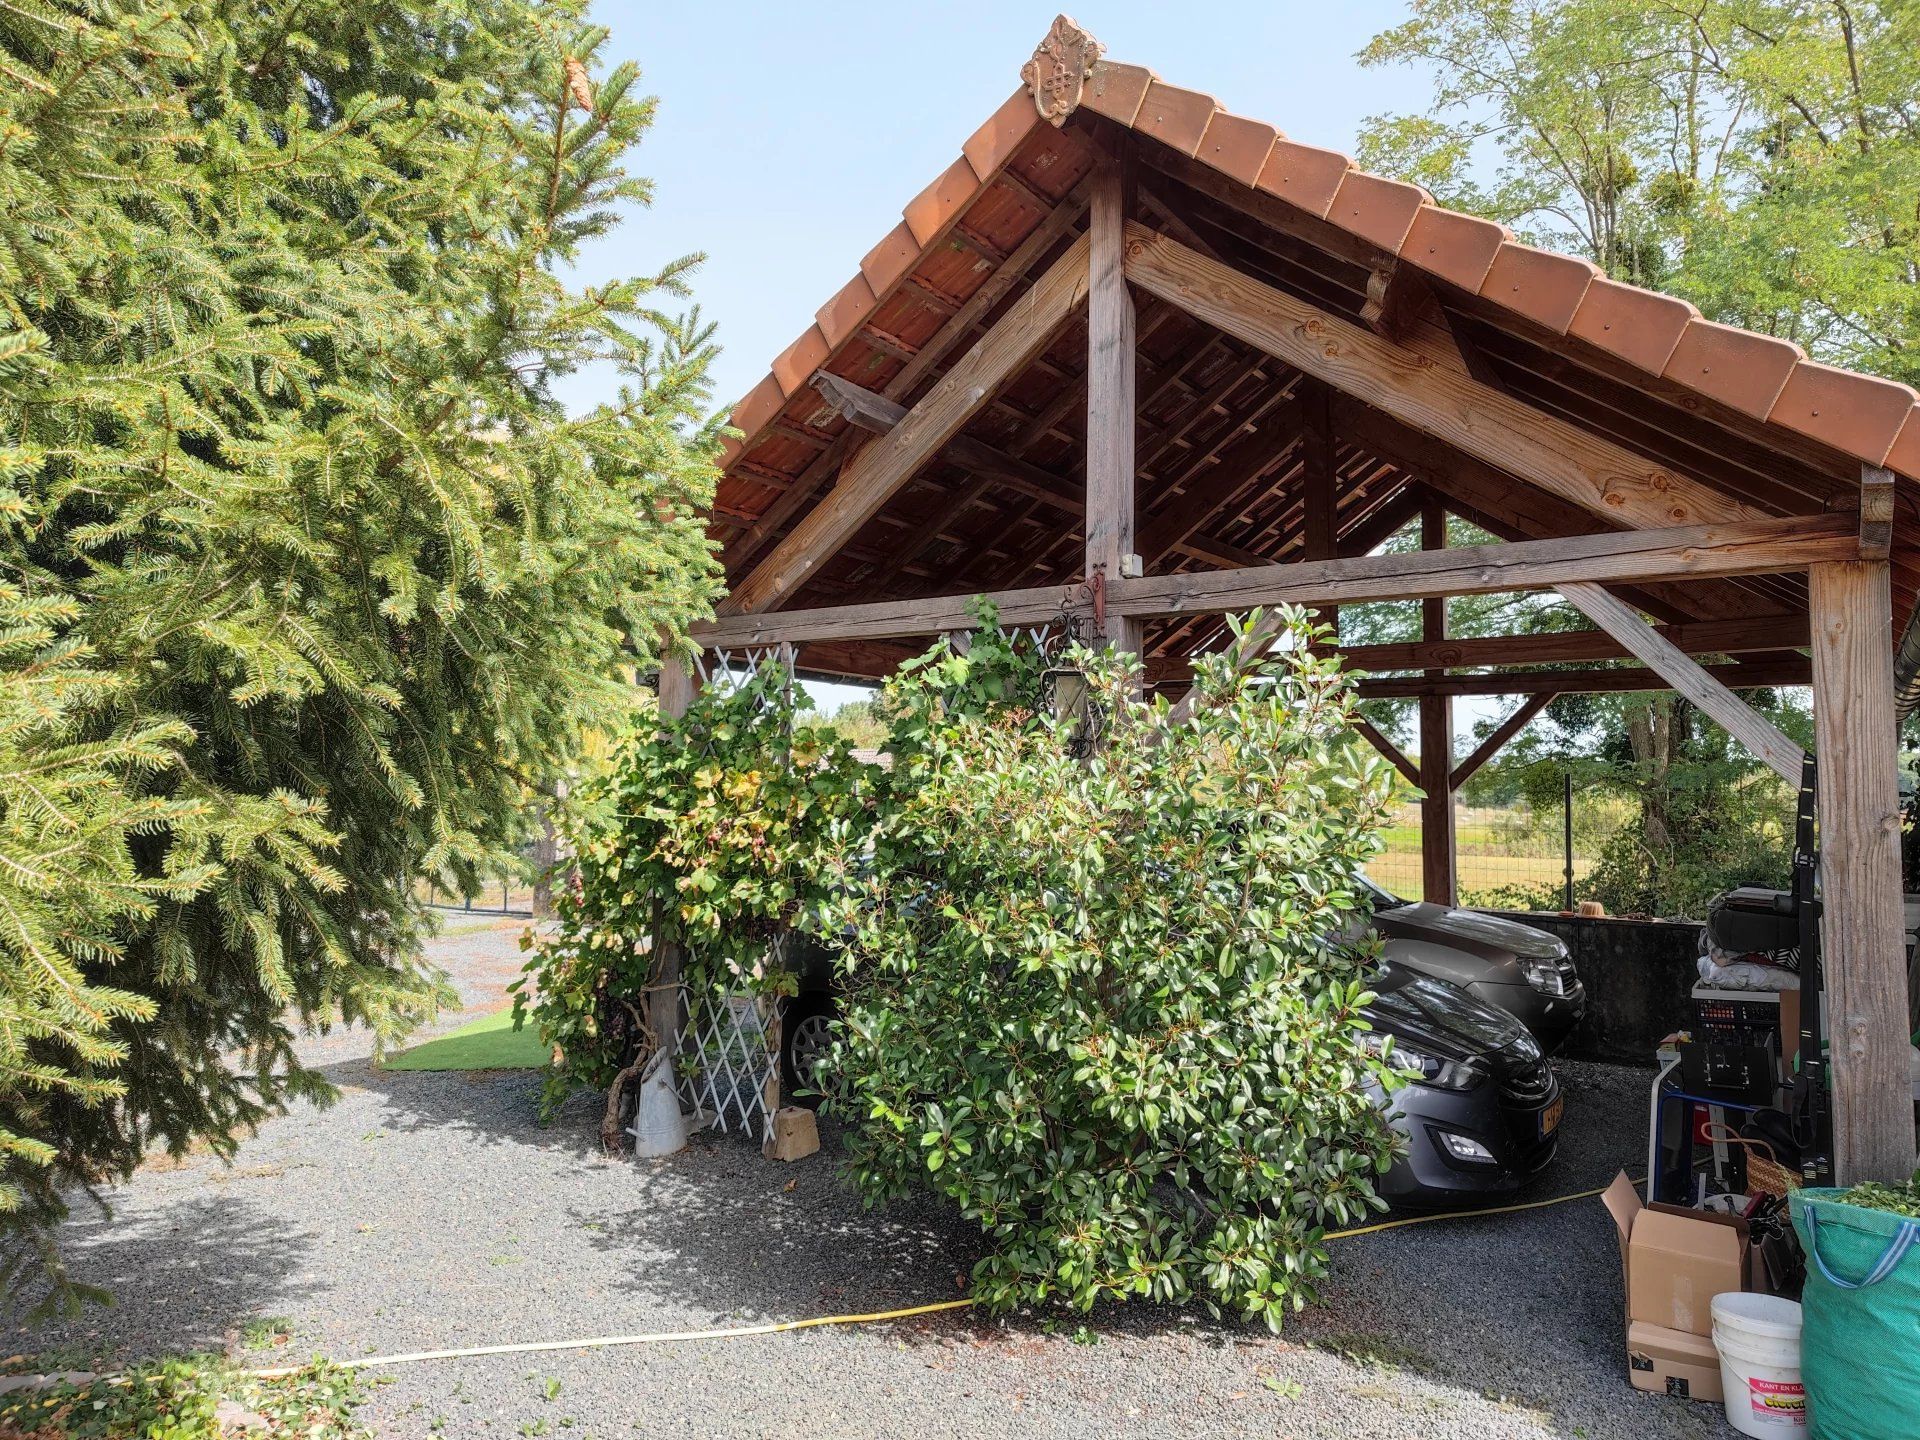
left=1328, top=171, right=1429, bottom=255
left=1769, top=361, right=1918, bottom=467
left=964, top=89, right=1042, bottom=182
left=1083, top=61, right=1154, bottom=126
left=904, top=156, right=986, bottom=248
left=1195, top=111, right=1277, bottom=188
left=729, top=373, right=786, bottom=450
left=815, top=274, right=879, bottom=350
left=1402, top=206, right=1508, bottom=293
left=1479, top=242, right=1599, bottom=335
left=1568, top=278, right=1697, bottom=377
left=1663, top=320, right=1804, bottom=421
left=770, top=325, right=831, bottom=397
left=1135, top=79, right=1219, bottom=158
left=1256, top=139, right=1351, bottom=220
left=1883, top=407, right=1920, bottom=481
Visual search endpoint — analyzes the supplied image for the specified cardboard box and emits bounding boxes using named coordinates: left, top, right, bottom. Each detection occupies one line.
left=1625, top=1320, right=1724, bottom=1403
left=1603, top=1172, right=1766, bottom=1403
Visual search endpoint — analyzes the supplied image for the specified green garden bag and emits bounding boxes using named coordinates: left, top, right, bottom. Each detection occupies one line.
left=1790, top=1188, right=1920, bottom=1439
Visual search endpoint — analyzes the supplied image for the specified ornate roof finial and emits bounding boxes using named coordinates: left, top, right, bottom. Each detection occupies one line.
left=1022, top=14, right=1105, bottom=128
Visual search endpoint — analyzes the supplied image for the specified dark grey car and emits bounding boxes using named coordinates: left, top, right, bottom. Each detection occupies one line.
left=1361, top=878, right=1586, bottom=1052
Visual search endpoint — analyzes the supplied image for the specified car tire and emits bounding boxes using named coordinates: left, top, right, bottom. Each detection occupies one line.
left=780, top=991, right=838, bottom=1110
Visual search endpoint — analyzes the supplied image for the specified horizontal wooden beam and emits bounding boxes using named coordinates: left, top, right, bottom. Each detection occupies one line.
left=721, top=230, right=1092, bottom=616
left=1339, top=615, right=1811, bottom=674
left=1557, top=580, right=1807, bottom=782
left=1356, top=659, right=1811, bottom=699
left=1122, top=222, right=1761, bottom=533
left=1110, top=512, right=1854, bottom=619
left=696, top=583, right=1091, bottom=650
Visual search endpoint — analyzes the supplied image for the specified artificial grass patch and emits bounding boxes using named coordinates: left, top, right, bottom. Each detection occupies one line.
left=382, top=1006, right=549, bottom=1071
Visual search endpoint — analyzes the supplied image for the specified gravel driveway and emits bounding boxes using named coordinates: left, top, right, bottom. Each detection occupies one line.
left=6, top=918, right=1735, bottom=1439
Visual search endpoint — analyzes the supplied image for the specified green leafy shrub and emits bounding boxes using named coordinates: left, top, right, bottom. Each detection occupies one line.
left=0, top=1355, right=365, bottom=1439
left=819, top=609, right=1403, bottom=1326
left=514, top=668, right=866, bottom=1146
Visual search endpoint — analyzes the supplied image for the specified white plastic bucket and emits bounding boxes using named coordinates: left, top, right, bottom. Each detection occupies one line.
left=1711, top=1292, right=1805, bottom=1436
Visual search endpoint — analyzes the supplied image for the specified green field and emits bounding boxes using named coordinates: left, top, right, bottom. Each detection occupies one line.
left=1369, top=803, right=1611, bottom=907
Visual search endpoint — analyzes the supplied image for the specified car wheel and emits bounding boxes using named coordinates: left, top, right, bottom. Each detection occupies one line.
left=780, top=991, right=838, bottom=1110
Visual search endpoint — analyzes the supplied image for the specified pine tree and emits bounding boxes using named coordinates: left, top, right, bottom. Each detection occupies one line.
left=0, top=0, right=720, bottom=1308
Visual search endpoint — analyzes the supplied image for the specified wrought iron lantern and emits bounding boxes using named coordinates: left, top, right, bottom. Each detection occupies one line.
left=1038, top=605, right=1103, bottom=758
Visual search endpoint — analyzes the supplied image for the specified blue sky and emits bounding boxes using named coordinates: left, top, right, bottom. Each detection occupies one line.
left=575, top=3, right=1430, bottom=712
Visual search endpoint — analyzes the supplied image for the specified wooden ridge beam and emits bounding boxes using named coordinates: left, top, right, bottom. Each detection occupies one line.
left=1122, top=222, right=1761, bottom=534
left=721, top=231, right=1092, bottom=616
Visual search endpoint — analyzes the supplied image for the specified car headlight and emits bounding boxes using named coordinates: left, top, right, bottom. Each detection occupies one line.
left=1361, top=1032, right=1485, bottom=1091
left=1519, top=955, right=1578, bottom=997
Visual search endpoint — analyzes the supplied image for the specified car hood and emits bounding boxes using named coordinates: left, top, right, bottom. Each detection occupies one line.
left=1371, top=901, right=1567, bottom=962
left=1364, top=966, right=1542, bottom=1070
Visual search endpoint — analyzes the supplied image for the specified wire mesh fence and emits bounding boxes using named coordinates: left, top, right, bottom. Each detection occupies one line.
left=1368, top=783, right=1635, bottom=911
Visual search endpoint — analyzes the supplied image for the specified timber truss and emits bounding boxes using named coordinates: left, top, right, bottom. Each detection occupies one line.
left=686, top=17, right=1918, bottom=1185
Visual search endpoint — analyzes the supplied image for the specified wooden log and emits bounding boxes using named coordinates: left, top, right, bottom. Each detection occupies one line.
left=1557, top=581, right=1805, bottom=783
left=1354, top=717, right=1419, bottom=787
left=721, top=231, right=1092, bottom=616
left=1339, top=615, right=1810, bottom=673
left=1110, top=512, right=1854, bottom=618
left=1087, top=163, right=1141, bottom=653
left=1357, top=660, right=1811, bottom=698
left=810, top=373, right=1085, bottom=516
left=1860, top=463, right=1895, bottom=560
left=1121, top=222, right=1759, bottom=533
left=1418, top=500, right=1455, bottom=905
left=1808, top=559, right=1917, bottom=1184
left=1451, top=693, right=1555, bottom=789
left=696, top=583, right=1090, bottom=650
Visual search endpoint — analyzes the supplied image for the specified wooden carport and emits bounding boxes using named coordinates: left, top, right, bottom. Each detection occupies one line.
left=690, top=16, right=1920, bottom=1184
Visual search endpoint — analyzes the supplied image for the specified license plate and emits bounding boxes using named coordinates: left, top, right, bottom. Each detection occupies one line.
left=1540, top=1095, right=1565, bottom=1138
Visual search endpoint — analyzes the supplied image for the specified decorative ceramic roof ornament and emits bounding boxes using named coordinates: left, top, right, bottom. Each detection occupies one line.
left=1022, top=15, right=1104, bottom=127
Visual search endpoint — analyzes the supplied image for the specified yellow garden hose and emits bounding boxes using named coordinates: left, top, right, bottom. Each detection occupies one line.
left=245, top=1175, right=1629, bottom=1379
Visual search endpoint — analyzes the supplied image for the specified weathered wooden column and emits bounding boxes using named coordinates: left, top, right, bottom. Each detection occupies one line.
left=1086, top=156, right=1141, bottom=656
left=1808, top=559, right=1916, bottom=1184
left=1301, top=380, right=1338, bottom=641
left=648, top=653, right=696, bottom=1073
left=1418, top=499, right=1457, bottom=905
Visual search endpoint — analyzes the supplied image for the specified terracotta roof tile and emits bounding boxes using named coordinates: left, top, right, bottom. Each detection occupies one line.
left=814, top=274, right=879, bottom=349
left=1401, top=206, right=1507, bottom=293
left=1256, top=139, right=1351, bottom=219
left=730, top=373, right=786, bottom=446
left=1883, top=407, right=1920, bottom=480
left=770, top=324, right=830, bottom=397
left=715, top=433, right=745, bottom=472
left=1328, top=171, right=1428, bottom=253
left=904, top=155, right=984, bottom=247
left=964, top=88, right=1042, bottom=182
left=1083, top=61, right=1154, bottom=126
left=1135, top=79, right=1219, bottom=158
left=1479, top=243, right=1599, bottom=334
left=1663, top=320, right=1803, bottom=420
left=1568, top=278, right=1696, bottom=375
left=1770, top=361, right=1918, bottom=466
left=859, top=222, right=922, bottom=296
left=1194, top=111, right=1277, bottom=187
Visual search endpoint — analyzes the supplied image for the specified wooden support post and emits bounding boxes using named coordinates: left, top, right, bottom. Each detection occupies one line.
left=1808, top=560, right=1917, bottom=1184
left=1302, top=380, right=1337, bottom=644
left=1419, top=500, right=1456, bottom=906
left=1087, top=157, right=1141, bottom=655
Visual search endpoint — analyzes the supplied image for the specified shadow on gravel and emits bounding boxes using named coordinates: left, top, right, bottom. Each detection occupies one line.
left=314, top=1055, right=605, bottom=1157
left=0, top=1194, right=320, bottom=1367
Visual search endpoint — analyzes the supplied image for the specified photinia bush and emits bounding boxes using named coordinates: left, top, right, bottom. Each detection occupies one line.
left=816, top=607, right=1403, bottom=1326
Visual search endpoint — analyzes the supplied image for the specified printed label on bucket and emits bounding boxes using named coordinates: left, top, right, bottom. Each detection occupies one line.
left=1749, top=1376, right=1806, bottom=1424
